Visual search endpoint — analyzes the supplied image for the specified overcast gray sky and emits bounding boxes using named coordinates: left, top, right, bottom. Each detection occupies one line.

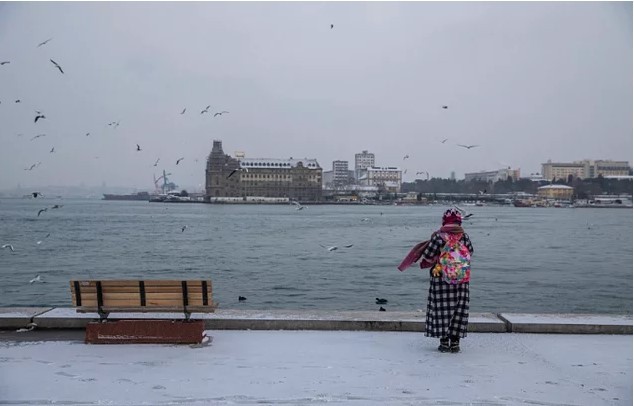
left=0, top=1, right=631, bottom=190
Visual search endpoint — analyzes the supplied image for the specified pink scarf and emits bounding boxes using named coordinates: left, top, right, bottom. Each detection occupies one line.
left=397, top=224, right=465, bottom=272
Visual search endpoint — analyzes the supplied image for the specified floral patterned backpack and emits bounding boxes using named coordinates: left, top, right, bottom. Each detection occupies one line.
left=436, top=233, right=471, bottom=284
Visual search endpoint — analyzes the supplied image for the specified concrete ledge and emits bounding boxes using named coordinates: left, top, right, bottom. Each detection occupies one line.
left=0, top=307, right=630, bottom=334
left=498, top=313, right=633, bottom=334
left=0, top=307, right=53, bottom=329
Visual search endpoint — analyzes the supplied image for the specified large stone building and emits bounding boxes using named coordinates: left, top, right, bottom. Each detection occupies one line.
left=205, top=140, right=323, bottom=201
left=542, top=159, right=631, bottom=180
left=359, top=166, right=402, bottom=193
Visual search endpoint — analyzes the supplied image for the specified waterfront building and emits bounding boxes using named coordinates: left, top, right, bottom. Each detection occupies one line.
left=359, top=166, right=402, bottom=193
left=205, top=140, right=322, bottom=201
left=541, top=159, right=631, bottom=180
left=464, top=168, right=520, bottom=183
left=355, top=150, right=375, bottom=181
left=537, top=184, right=574, bottom=200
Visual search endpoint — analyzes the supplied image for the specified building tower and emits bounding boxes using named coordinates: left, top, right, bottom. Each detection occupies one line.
left=355, top=150, right=375, bottom=181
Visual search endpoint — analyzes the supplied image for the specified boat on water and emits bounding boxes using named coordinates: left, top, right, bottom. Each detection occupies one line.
left=102, top=192, right=152, bottom=201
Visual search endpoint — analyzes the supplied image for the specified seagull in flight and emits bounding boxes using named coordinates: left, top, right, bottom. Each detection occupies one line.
left=453, top=205, right=474, bottom=219
left=1, top=244, right=15, bottom=252
left=37, top=208, right=48, bottom=217
left=180, top=108, right=186, bottom=115
left=330, top=24, right=334, bottom=29
left=213, top=111, right=229, bottom=117
left=24, top=162, right=40, bottom=171
left=457, top=144, right=479, bottom=149
left=50, top=59, right=64, bottom=74
left=200, top=105, right=211, bottom=114
left=51, top=204, right=63, bottom=209
left=34, top=113, right=46, bottom=123
left=15, top=99, right=21, bottom=103
left=319, top=244, right=338, bottom=252
left=226, top=167, right=247, bottom=179
left=153, top=158, right=160, bottom=167
left=31, top=134, right=46, bottom=141
left=403, top=155, right=409, bottom=160
left=290, top=200, right=304, bottom=210
left=176, top=157, right=185, bottom=165
left=29, top=274, right=44, bottom=284
left=0, top=61, right=9, bottom=65
left=441, top=138, right=448, bottom=143
left=37, top=38, right=53, bottom=47
left=442, top=105, right=448, bottom=109
left=50, top=147, right=55, bottom=153
left=181, top=225, right=188, bottom=232
left=136, top=144, right=141, bottom=151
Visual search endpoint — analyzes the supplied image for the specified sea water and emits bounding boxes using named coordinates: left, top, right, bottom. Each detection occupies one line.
left=0, top=198, right=631, bottom=314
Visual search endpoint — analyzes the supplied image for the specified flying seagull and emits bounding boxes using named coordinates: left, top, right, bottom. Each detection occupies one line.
left=403, top=155, right=409, bottom=160
left=176, top=157, right=184, bottom=165
left=34, top=113, right=46, bottom=123
left=51, top=204, right=63, bottom=209
left=85, top=132, right=90, bottom=136
left=200, top=105, right=211, bottom=114
left=180, top=108, right=186, bottom=115
left=453, top=205, right=474, bottom=219
left=15, top=99, right=21, bottom=103
left=136, top=144, right=141, bottom=151
left=442, top=105, right=448, bottom=109
left=29, top=275, right=44, bottom=284
left=319, top=244, right=338, bottom=252
left=50, top=147, right=55, bottom=153
left=0, top=61, right=9, bottom=65
left=181, top=225, right=188, bottom=232
left=441, top=138, right=448, bottom=143
left=30, top=134, right=46, bottom=140
left=37, top=38, right=53, bottom=47
left=24, top=162, right=41, bottom=171
left=153, top=158, right=160, bottom=167
left=1, top=244, right=15, bottom=252
left=226, top=167, right=247, bottom=179
left=50, top=59, right=64, bottom=74
left=213, top=111, right=229, bottom=117
left=330, top=24, right=334, bottom=29
left=457, top=144, right=479, bottom=149
left=290, top=200, right=304, bottom=210
left=37, top=208, right=48, bottom=217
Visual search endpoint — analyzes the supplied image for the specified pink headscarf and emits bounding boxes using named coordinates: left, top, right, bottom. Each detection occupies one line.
left=442, top=208, right=462, bottom=225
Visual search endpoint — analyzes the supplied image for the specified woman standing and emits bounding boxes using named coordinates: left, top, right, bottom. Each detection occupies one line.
left=420, top=208, right=474, bottom=353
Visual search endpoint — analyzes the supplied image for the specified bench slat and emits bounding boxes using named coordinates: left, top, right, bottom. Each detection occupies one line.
left=70, top=279, right=215, bottom=314
left=75, top=305, right=217, bottom=313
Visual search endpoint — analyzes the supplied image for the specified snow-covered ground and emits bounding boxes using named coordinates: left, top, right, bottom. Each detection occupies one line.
left=0, top=330, right=631, bottom=405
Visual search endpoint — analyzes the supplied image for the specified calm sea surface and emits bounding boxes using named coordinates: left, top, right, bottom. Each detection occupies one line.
left=0, top=198, right=631, bottom=314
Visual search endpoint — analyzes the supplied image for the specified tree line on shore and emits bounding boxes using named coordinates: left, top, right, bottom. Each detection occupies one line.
left=400, top=175, right=633, bottom=199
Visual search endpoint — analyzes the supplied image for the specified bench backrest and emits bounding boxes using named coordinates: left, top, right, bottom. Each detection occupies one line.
left=70, top=280, right=216, bottom=314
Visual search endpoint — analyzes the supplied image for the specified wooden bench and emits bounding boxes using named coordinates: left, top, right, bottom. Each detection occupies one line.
left=70, top=280, right=217, bottom=344
left=70, top=279, right=217, bottom=319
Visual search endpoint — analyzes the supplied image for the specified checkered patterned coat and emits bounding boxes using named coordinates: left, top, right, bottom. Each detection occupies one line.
left=421, top=231, right=474, bottom=338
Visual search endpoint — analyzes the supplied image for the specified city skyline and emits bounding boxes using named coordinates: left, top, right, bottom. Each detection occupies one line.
left=1, top=2, right=631, bottom=189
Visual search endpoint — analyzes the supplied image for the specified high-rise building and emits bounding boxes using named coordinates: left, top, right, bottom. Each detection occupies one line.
left=205, top=140, right=322, bottom=201
left=332, top=160, right=349, bottom=186
left=355, top=150, right=375, bottom=180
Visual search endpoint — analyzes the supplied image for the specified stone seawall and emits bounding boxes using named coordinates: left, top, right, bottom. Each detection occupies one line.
left=0, top=308, right=631, bottom=334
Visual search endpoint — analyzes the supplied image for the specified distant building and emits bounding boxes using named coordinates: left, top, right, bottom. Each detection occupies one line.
left=541, top=159, right=631, bottom=180
left=359, top=166, right=402, bottom=193
left=332, top=160, right=350, bottom=186
left=464, top=168, right=520, bottom=183
left=537, top=184, right=574, bottom=200
left=355, top=150, right=375, bottom=180
left=205, top=140, right=322, bottom=201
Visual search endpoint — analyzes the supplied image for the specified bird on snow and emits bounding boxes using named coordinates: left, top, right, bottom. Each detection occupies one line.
left=16, top=322, right=37, bottom=333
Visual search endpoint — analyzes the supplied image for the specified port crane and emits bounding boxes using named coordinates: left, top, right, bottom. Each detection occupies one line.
left=153, top=170, right=172, bottom=194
